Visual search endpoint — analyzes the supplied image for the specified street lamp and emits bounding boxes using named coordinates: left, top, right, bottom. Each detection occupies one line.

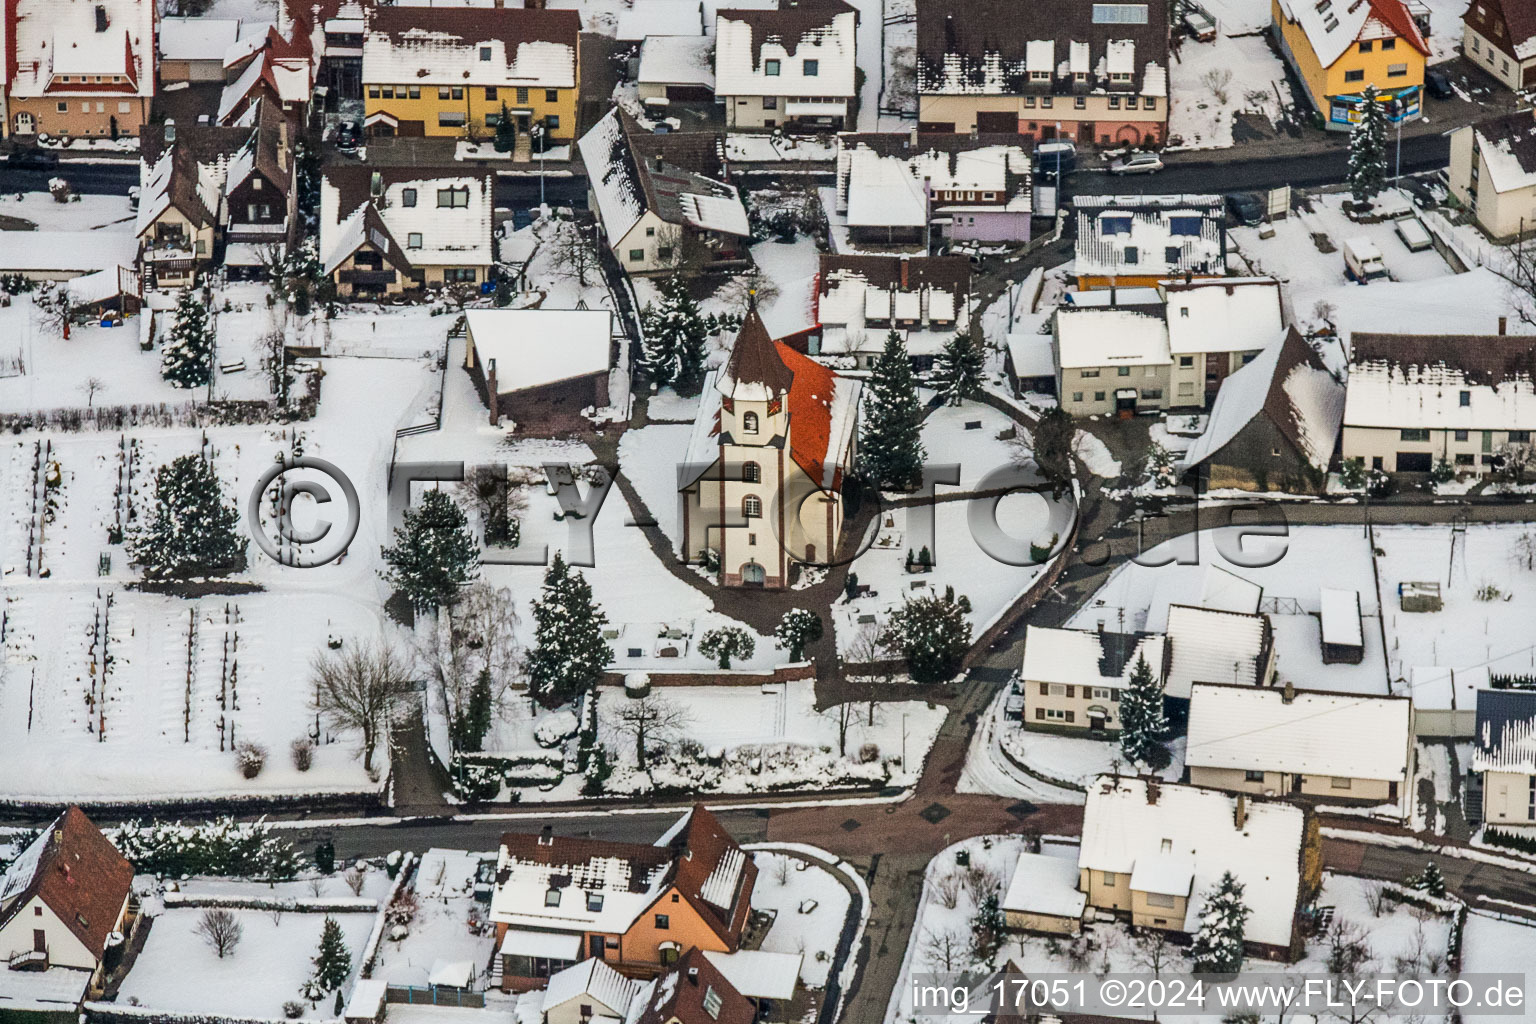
left=531, top=122, right=546, bottom=209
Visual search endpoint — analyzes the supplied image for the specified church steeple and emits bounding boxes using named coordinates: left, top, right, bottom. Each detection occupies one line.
left=718, top=308, right=795, bottom=402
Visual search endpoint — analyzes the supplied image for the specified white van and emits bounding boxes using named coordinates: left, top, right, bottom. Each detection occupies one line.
left=1343, top=236, right=1388, bottom=282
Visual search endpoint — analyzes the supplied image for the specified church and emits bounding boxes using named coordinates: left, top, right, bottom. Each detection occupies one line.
left=678, top=310, right=862, bottom=587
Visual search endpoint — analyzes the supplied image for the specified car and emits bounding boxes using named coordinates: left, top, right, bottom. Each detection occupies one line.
left=1226, top=191, right=1265, bottom=226
left=1034, top=140, right=1078, bottom=177
left=1425, top=67, right=1454, bottom=100
left=1108, top=151, right=1163, bottom=175
left=335, top=120, right=361, bottom=151
left=6, top=148, right=59, bottom=169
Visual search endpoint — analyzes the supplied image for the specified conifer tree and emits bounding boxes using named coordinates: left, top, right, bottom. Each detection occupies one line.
left=882, top=586, right=972, bottom=684
left=494, top=102, right=516, bottom=153
left=527, top=552, right=613, bottom=701
left=1347, top=86, right=1389, bottom=211
left=930, top=333, right=984, bottom=406
left=1118, top=654, right=1170, bottom=768
left=310, top=915, right=352, bottom=993
left=451, top=669, right=495, bottom=753
left=1412, top=861, right=1447, bottom=899
left=971, top=891, right=1005, bottom=965
left=1190, top=872, right=1250, bottom=974
left=860, top=332, right=927, bottom=491
left=641, top=274, right=709, bottom=395
left=380, top=490, right=481, bottom=613
left=130, top=454, right=247, bottom=579
left=162, top=290, right=213, bottom=389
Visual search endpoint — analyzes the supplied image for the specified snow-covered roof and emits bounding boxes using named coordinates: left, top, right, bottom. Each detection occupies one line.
left=1143, top=564, right=1262, bottom=634
left=0, top=232, right=139, bottom=275
left=1473, top=690, right=1536, bottom=774
left=543, top=958, right=642, bottom=1018
left=1162, top=277, right=1284, bottom=355
left=465, top=309, right=613, bottom=392
left=1001, top=851, right=1087, bottom=919
left=1054, top=307, right=1171, bottom=369
left=1020, top=625, right=1165, bottom=690
left=343, top=979, right=388, bottom=1020
left=64, top=266, right=140, bottom=306
left=500, top=928, right=584, bottom=959
left=815, top=255, right=971, bottom=349
left=1273, top=0, right=1427, bottom=69
left=578, top=108, right=648, bottom=246
left=1163, top=604, right=1270, bottom=699
left=428, top=960, right=474, bottom=988
left=1186, top=682, right=1412, bottom=781
left=1345, top=333, right=1536, bottom=431
left=1006, top=332, right=1055, bottom=379
left=843, top=146, right=928, bottom=229
left=1062, top=286, right=1161, bottom=307
left=363, top=6, right=578, bottom=89
left=8, top=0, right=155, bottom=100
left=758, top=272, right=819, bottom=339
left=701, top=949, right=802, bottom=1000
left=835, top=136, right=1031, bottom=228
left=1073, top=195, right=1226, bottom=279
left=678, top=192, right=749, bottom=235
left=639, top=34, right=716, bottom=87
left=319, top=165, right=493, bottom=273
left=1079, top=775, right=1305, bottom=949
left=159, top=17, right=268, bottom=61
left=617, top=0, right=706, bottom=40
left=1470, top=112, right=1536, bottom=194
left=1128, top=851, right=1195, bottom=897
left=1319, top=588, right=1363, bottom=648
left=714, top=1, right=858, bottom=99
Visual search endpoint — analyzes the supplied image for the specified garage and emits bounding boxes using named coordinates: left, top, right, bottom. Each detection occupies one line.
left=975, top=110, right=1019, bottom=133
left=1395, top=452, right=1433, bottom=472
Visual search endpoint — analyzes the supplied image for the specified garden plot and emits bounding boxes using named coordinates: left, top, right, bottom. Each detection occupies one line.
left=596, top=679, right=946, bottom=794
left=750, top=850, right=851, bottom=988
left=1168, top=33, right=1293, bottom=151
left=1375, top=524, right=1536, bottom=692
left=117, top=907, right=374, bottom=1018
left=372, top=848, right=498, bottom=991
left=1461, top=913, right=1536, bottom=1024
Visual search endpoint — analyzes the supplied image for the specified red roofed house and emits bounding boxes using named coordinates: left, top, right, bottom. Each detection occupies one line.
left=678, top=308, right=862, bottom=588
left=489, top=805, right=758, bottom=992
left=4, top=0, right=157, bottom=139
left=0, top=807, right=135, bottom=989
left=635, top=947, right=757, bottom=1024
left=1271, top=0, right=1429, bottom=130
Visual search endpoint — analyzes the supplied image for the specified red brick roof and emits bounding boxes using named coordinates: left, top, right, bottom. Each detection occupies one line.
left=778, top=342, right=843, bottom=490
left=1369, top=0, right=1429, bottom=56
left=0, top=807, right=133, bottom=961
left=636, top=947, right=756, bottom=1024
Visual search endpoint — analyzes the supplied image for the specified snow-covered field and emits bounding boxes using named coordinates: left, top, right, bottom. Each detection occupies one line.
left=1168, top=33, right=1293, bottom=151
left=1461, top=913, right=1536, bottom=1024
left=750, top=850, right=851, bottom=987
left=0, top=191, right=136, bottom=230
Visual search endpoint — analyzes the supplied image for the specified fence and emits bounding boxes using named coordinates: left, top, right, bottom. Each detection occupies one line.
left=385, top=985, right=485, bottom=1008
left=1422, top=209, right=1495, bottom=271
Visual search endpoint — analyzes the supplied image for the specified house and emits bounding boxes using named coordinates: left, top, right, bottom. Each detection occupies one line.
left=1072, top=195, right=1227, bottom=290
left=914, top=0, right=1170, bottom=147
left=361, top=6, right=580, bottom=144
left=678, top=310, right=861, bottom=586
left=136, top=122, right=254, bottom=287
left=1473, top=689, right=1536, bottom=828
left=579, top=108, right=750, bottom=276
left=1163, top=604, right=1275, bottom=713
left=1271, top=0, right=1428, bottom=130
left=698, top=949, right=802, bottom=1015
left=489, top=805, right=757, bottom=991
left=832, top=133, right=1034, bottom=248
left=223, top=99, right=296, bottom=249
left=617, top=0, right=708, bottom=44
left=0, top=807, right=136, bottom=989
left=462, top=308, right=616, bottom=432
left=318, top=147, right=494, bottom=297
left=638, top=36, right=717, bottom=103
left=714, top=0, right=859, bottom=131
left=1019, top=625, right=1167, bottom=734
left=1319, top=587, right=1364, bottom=664
left=281, top=0, right=367, bottom=105
left=1448, top=111, right=1536, bottom=242
left=813, top=254, right=971, bottom=371
left=542, top=957, right=644, bottom=1024
left=1000, top=852, right=1086, bottom=934
left=1185, top=682, right=1414, bottom=808
left=4, top=0, right=156, bottom=138
left=1004, top=331, right=1056, bottom=397
left=1053, top=305, right=1171, bottom=418
left=635, top=948, right=756, bottom=1024
left=1162, top=277, right=1286, bottom=408
left=216, top=25, right=315, bottom=127
left=1342, top=331, right=1536, bottom=475
left=1463, top=0, right=1536, bottom=92
left=1079, top=775, right=1317, bottom=961
left=158, top=17, right=270, bottom=84
left=1180, top=326, right=1345, bottom=494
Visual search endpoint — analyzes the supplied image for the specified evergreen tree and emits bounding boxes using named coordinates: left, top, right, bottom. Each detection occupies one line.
left=860, top=332, right=927, bottom=491
left=882, top=586, right=972, bottom=684
left=699, top=626, right=755, bottom=669
left=971, top=891, right=1005, bottom=965
left=527, top=553, right=613, bottom=701
left=1412, top=861, right=1447, bottom=899
left=1118, top=655, right=1170, bottom=769
left=161, top=290, right=213, bottom=389
left=130, top=454, right=247, bottom=579
left=1347, top=86, right=1389, bottom=211
left=310, top=915, right=352, bottom=992
left=493, top=102, right=516, bottom=153
left=379, top=490, right=481, bottom=613
left=774, top=608, right=824, bottom=661
left=641, top=274, right=709, bottom=396
left=451, top=669, right=495, bottom=754
left=930, top=333, right=984, bottom=406
left=1030, top=406, right=1077, bottom=499
left=1189, top=872, right=1251, bottom=974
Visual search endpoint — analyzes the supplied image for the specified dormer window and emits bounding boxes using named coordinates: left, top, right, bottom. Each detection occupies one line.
left=742, top=411, right=759, bottom=434
left=545, top=887, right=561, bottom=907
left=587, top=892, right=604, bottom=912
left=1460, top=390, right=1471, bottom=407
left=480, top=45, right=492, bottom=60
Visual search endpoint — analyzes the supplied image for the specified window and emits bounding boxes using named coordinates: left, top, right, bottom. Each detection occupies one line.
left=57, top=101, right=68, bottom=112
left=1047, top=683, right=1067, bottom=696
left=1080, top=369, right=1100, bottom=378
left=1123, top=246, right=1138, bottom=265
left=743, top=462, right=761, bottom=483
left=409, top=86, right=420, bottom=98
left=1092, top=3, right=1149, bottom=23
left=80, top=101, right=91, bottom=113
left=743, top=495, right=763, bottom=518
left=1024, top=96, right=1037, bottom=108
left=438, top=187, right=470, bottom=208
left=1400, top=428, right=1430, bottom=441
left=1473, top=35, right=1481, bottom=51
left=444, top=268, right=477, bottom=283
left=407, top=232, right=423, bottom=249
left=804, top=59, right=819, bottom=75
left=1245, top=770, right=1264, bottom=782
left=1456, top=453, right=1475, bottom=465
left=439, top=87, right=452, bottom=99
left=1344, top=68, right=1365, bottom=82
left=195, top=239, right=206, bottom=255
left=1102, top=872, right=1117, bottom=885
left=763, top=97, right=777, bottom=109
left=1076, top=96, right=1087, bottom=108
left=1144, top=96, right=1157, bottom=109
left=480, top=45, right=493, bottom=60
left=369, top=85, right=381, bottom=98
left=1178, top=355, right=1194, bottom=367
left=1118, top=366, right=1131, bottom=376
left=1453, top=429, right=1470, bottom=442
left=438, top=111, right=467, bottom=127
left=402, top=188, right=417, bottom=207
left=1091, top=687, right=1112, bottom=699
left=765, top=59, right=781, bottom=75
left=742, top=411, right=760, bottom=433
left=1095, top=391, right=1106, bottom=402
left=516, top=87, right=529, bottom=103
left=1109, top=96, right=1121, bottom=109
left=629, top=249, right=645, bottom=261
left=587, top=892, right=604, bottom=912
left=654, top=914, right=670, bottom=930
left=703, top=987, right=724, bottom=1019
left=1381, top=37, right=1395, bottom=49
left=1359, top=40, right=1373, bottom=52
left=1100, top=215, right=1132, bottom=235
left=1165, top=246, right=1181, bottom=263
left=1141, top=388, right=1162, bottom=400
left=1145, top=892, right=1176, bottom=908
left=485, top=87, right=498, bottom=100
left=1072, top=391, right=1084, bottom=403
left=452, top=87, right=464, bottom=99
left=119, top=101, right=131, bottom=113
left=1044, top=708, right=1073, bottom=721
left=381, top=86, right=394, bottom=98
left=545, top=888, right=561, bottom=906
left=749, top=533, right=757, bottom=546
left=547, top=115, right=560, bottom=129
left=1460, top=391, right=1472, bottom=407
left=1512, top=430, right=1533, bottom=442
left=1388, top=63, right=1408, bottom=77
left=1041, top=96, right=1053, bottom=107
left=1330, top=776, right=1353, bottom=789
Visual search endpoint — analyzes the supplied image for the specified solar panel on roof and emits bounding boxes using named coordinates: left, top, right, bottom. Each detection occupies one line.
left=1091, top=3, right=1148, bottom=22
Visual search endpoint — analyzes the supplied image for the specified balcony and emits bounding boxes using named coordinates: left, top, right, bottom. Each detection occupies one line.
left=338, top=269, right=396, bottom=286
left=7, top=947, right=48, bottom=971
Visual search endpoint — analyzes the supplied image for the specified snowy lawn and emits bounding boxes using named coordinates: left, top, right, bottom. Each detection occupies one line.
left=750, top=850, right=851, bottom=988
left=1461, top=913, right=1536, bottom=1024
left=118, top=908, right=373, bottom=1017
left=373, top=848, right=497, bottom=990
left=0, top=191, right=135, bottom=230
left=618, top=422, right=693, bottom=547
left=999, top=726, right=1185, bottom=788
left=1168, top=33, right=1292, bottom=151
left=919, top=401, right=1021, bottom=492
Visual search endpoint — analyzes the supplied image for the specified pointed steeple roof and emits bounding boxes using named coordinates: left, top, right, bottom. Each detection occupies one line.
left=718, top=308, right=796, bottom=401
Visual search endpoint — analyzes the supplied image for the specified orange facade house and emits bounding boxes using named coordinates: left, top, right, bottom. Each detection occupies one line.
left=5, top=0, right=156, bottom=139
left=488, top=805, right=758, bottom=992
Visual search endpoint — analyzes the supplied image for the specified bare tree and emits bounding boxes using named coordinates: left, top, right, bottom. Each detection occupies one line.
left=821, top=701, right=858, bottom=756
left=920, top=926, right=968, bottom=972
left=32, top=287, right=69, bottom=340
left=1515, top=532, right=1536, bottom=571
left=1500, top=442, right=1535, bottom=483
left=1360, top=879, right=1390, bottom=917
left=310, top=640, right=415, bottom=774
left=196, top=908, right=243, bottom=958
left=1202, top=67, right=1233, bottom=104
left=932, top=871, right=963, bottom=910
left=604, top=692, right=689, bottom=769
left=259, top=328, right=291, bottom=406
left=415, top=583, right=522, bottom=755
left=716, top=262, right=781, bottom=316
left=457, top=465, right=529, bottom=545
left=1133, top=928, right=1175, bottom=977
left=77, top=377, right=107, bottom=409
left=653, top=224, right=717, bottom=279
left=550, top=220, right=602, bottom=289
left=343, top=867, right=367, bottom=896
left=1311, top=299, right=1338, bottom=329
left=962, top=864, right=1002, bottom=906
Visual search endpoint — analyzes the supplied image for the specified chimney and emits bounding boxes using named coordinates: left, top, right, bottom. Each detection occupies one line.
left=1500, top=316, right=1508, bottom=335
left=1281, top=680, right=1295, bottom=704
left=538, top=824, right=553, bottom=846
left=908, top=126, right=918, bottom=149
left=1184, top=269, right=1192, bottom=285
left=1145, top=777, right=1160, bottom=805
left=687, top=967, right=700, bottom=985
left=1233, top=792, right=1247, bottom=830
left=486, top=358, right=500, bottom=426
left=1109, top=282, right=1117, bottom=308
left=900, top=255, right=909, bottom=290
left=95, top=5, right=108, bottom=32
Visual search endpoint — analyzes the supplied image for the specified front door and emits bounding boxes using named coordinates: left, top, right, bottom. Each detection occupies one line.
left=741, top=562, right=766, bottom=586
left=589, top=935, right=605, bottom=959
left=1115, top=389, right=1137, bottom=418
left=14, top=111, right=35, bottom=134
left=804, top=543, right=816, bottom=564
left=33, top=929, right=46, bottom=952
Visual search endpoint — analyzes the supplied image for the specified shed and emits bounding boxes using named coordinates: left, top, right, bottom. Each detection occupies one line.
left=427, top=959, right=474, bottom=990
left=343, top=978, right=388, bottom=1023
left=1399, top=581, right=1442, bottom=612
left=463, top=308, right=615, bottom=432
left=1004, top=332, right=1056, bottom=396
left=999, top=851, right=1085, bottom=935
left=1319, top=588, right=1364, bottom=664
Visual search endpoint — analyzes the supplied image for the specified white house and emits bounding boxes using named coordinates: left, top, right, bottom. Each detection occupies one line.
left=1161, top=276, right=1287, bottom=408
left=1473, top=689, right=1536, bottom=829
left=1054, top=305, right=1171, bottom=418
left=1072, top=195, right=1227, bottom=289
left=1019, top=625, right=1166, bottom=734
left=814, top=254, right=971, bottom=370
left=637, top=35, right=717, bottom=102
left=541, top=958, right=644, bottom=1024
left=715, top=0, right=858, bottom=130
left=1449, top=111, right=1536, bottom=242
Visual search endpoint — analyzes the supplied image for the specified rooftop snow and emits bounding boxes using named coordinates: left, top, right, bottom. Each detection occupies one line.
left=639, top=34, right=716, bottom=87
left=1163, top=604, right=1269, bottom=699
left=1054, top=307, right=1171, bottom=368
left=1020, top=625, right=1165, bottom=690
left=1001, top=850, right=1086, bottom=919
left=465, top=309, right=613, bottom=392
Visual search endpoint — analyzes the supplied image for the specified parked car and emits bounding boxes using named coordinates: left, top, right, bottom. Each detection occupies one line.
left=335, top=120, right=361, bottom=151
left=1425, top=67, right=1454, bottom=100
left=1226, top=192, right=1265, bottom=226
left=1108, top=151, right=1163, bottom=175
left=1034, top=141, right=1077, bottom=177
left=6, top=148, right=58, bottom=169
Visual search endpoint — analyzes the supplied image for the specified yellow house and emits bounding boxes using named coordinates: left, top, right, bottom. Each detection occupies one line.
left=362, top=6, right=580, bottom=144
left=1272, top=0, right=1429, bottom=130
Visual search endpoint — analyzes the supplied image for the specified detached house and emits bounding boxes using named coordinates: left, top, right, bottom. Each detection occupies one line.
left=6, top=0, right=156, bottom=138
left=1054, top=305, right=1171, bottom=418
left=579, top=109, right=751, bottom=276
left=915, top=0, right=1170, bottom=147
left=1079, top=775, right=1317, bottom=961
left=1473, top=689, right=1536, bottom=829
left=1019, top=625, right=1167, bottom=734
left=1271, top=0, right=1428, bottom=130
left=136, top=122, right=254, bottom=287
left=362, top=6, right=580, bottom=145
left=1342, top=331, right=1536, bottom=475
left=489, top=805, right=757, bottom=991
left=217, top=25, right=315, bottom=127
left=1463, top=0, right=1536, bottom=92
left=1162, top=277, right=1286, bottom=408
left=1449, top=111, right=1536, bottom=242
left=1072, top=195, right=1227, bottom=290
left=813, top=254, right=971, bottom=370
left=715, top=0, right=859, bottom=130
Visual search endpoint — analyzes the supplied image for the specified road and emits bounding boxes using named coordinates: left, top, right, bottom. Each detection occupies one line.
left=0, top=161, right=139, bottom=195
